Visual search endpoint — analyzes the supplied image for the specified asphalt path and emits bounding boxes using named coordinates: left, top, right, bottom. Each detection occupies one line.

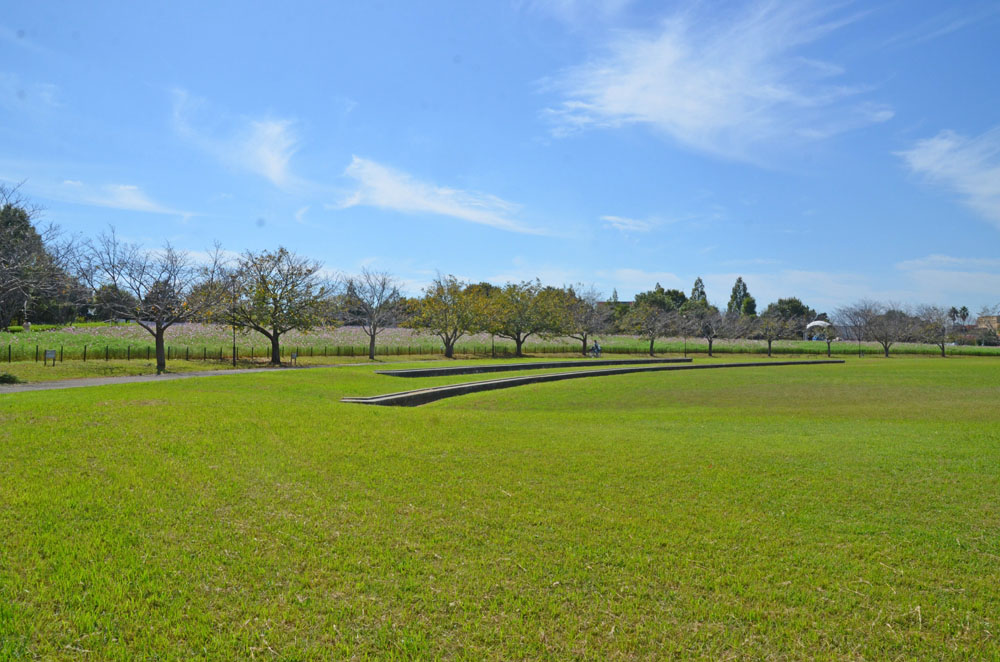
left=0, top=364, right=333, bottom=394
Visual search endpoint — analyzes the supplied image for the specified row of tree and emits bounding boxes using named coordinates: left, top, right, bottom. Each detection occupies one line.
left=3, top=184, right=998, bottom=374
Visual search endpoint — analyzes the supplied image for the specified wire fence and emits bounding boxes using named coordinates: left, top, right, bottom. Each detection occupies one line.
left=4, top=339, right=1000, bottom=364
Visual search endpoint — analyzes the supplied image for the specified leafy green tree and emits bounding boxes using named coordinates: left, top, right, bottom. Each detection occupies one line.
left=231, top=247, right=331, bottom=365
left=690, top=277, right=707, bottom=303
left=0, top=184, right=77, bottom=330
left=740, top=295, right=757, bottom=317
left=624, top=302, right=672, bottom=356
left=635, top=282, right=686, bottom=312
left=727, top=277, right=751, bottom=315
left=606, top=288, right=630, bottom=333
left=408, top=274, right=478, bottom=358
left=487, top=280, right=560, bottom=357
left=763, top=297, right=817, bottom=337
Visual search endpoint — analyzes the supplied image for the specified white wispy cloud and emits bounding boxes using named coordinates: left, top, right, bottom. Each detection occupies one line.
left=896, top=254, right=1000, bottom=271
left=600, top=214, right=657, bottom=233
left=57, top=180, right=189, bottom=216
left=544, top=2, right=892, bottom=160
left=882, top=4, right=1000, bottom=49
left=897, top=126, right=1000, bottom=228
left=171, top=89, right=304, bottom=190
left=337, top=156, right=543, bottom=235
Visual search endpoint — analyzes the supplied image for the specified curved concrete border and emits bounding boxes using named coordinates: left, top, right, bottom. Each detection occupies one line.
left=343, top=359, right=845, bottom=407
left=375, top=357, right=691, bottom=378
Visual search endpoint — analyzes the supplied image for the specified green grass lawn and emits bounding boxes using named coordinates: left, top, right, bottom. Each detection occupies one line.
left=1, top=358, right=998, bottom=659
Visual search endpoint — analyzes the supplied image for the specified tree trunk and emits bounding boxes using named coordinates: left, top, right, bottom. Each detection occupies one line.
left=707, top=337, right=713, bottom=357
left=444, top=342, right=454, bottom=358
left=649, top=337, right=655, bottom=356
left=826, top=340, right=832, bottom=358
left=270, top=334, right=281, bottom=365
left=155, top=328, right=166, bottom=374
left=515, top=336, right=524, bottom=357
left=767, top=339, right=772, bottom=357
left=581, top=335, right=588, bottom=356
left=883, top=343, right=890, bottom=358
left=940, top=344, right=946, bottom=358
left=368, top=334, right=376, bottom=360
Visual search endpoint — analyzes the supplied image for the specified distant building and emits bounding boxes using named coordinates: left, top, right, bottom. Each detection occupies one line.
left=977, top=315, right=999, bottom=330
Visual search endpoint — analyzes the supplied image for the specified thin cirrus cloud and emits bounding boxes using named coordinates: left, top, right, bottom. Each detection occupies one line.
left=897, top=125, right=1000, bottom=229
left=337, top=156, right=545, bottom=235
left=171, top=89, right=304, bottom=191
left=896, top=254, right=1000, bottom=271
left=544, top=2, right=893, bottom=161
left=600, top=215, right=656, bottom=233
left=52, top=180, right=189, bottom=216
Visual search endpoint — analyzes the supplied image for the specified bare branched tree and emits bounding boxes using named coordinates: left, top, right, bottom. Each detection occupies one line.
left=681, top=301, right=724, bottom=357
left=78, top=229, right=224, bottom=373
left=835, top=300, right=879, bottom=357
left=342, top=268, right=403, bottom=360
left=562, top=284, right=609, bottom=356
left=916, top=305, right=952, bottom=358
left=837, top=300, right=915, bottom=358
left=755, top=313, right=790, bottom=357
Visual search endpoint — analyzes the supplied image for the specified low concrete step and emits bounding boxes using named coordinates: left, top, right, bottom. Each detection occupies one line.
left=344, top=359, right=845, bottom=407
left=375, top=357, right=691, bottom=378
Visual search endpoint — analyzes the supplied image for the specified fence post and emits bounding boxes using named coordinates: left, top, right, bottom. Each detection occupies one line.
left=60, top=346, right=63, bottom=362
left=127, top=346, right=130, bottom=361
left=83, top=345, right=87, bottom=362
left=147, top=346, right=150, bottom=360
left=7, top=344, right=10, bottom=363
left=35, top=345, right=38, bottom=362
left=105, top=345, right=109, bottom=361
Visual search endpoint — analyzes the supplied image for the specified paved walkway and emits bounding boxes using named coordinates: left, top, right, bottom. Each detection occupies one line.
left=0, top=364, right=334, bottom=394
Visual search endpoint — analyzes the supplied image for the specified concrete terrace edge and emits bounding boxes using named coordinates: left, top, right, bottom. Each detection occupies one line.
left=375, top=357, right=692, bottom=378
left=343, top=359, right=846, bottom=407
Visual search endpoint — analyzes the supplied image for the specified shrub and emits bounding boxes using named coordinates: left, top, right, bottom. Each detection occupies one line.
left=0, top=373, right=23, bottom=384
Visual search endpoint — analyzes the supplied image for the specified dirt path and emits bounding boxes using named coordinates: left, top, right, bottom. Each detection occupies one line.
left=0, top=364, right=335, bottom=394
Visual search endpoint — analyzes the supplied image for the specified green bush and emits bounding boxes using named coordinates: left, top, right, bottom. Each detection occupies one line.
left=0, top=372, right=23, bottom=384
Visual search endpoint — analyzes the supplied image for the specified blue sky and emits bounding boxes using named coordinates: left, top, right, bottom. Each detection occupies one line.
left=2, top=0, right=999, bottom=313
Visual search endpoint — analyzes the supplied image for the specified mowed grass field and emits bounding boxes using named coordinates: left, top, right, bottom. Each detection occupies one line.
left=1, top=358, right=998, bottom=659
